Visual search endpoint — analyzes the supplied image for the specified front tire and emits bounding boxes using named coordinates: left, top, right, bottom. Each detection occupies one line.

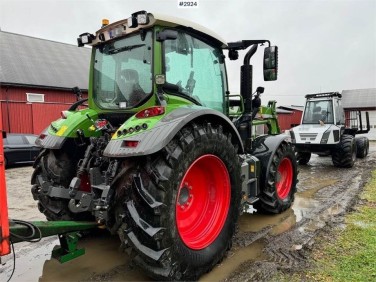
left=332, top=134, right=356, bottom=168
left=257, top=142, right=298, bottom=214
left=122, top=123, right=241, bottom=280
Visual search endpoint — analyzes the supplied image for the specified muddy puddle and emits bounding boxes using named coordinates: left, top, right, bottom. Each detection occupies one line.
left=1, top=143, right=375, bottom=281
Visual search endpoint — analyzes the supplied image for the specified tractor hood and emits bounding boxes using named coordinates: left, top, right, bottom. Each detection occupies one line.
left=291, top=124, right=341, bottom=145
left=293, top=124, right=332, bottom=134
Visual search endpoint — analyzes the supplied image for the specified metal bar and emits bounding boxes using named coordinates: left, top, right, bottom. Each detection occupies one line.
left=9, top=221, right=98, bottom=243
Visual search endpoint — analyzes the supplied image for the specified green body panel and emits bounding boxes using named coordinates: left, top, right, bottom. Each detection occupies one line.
left=253, top=101, right=281, bottom=135
left=51, top=232, right=85, bottom=263
left=48, top=108, right=101, bottom=138
left=113, top=103, right=197, bottom=140
left=153, top=26, right=163, bottom=84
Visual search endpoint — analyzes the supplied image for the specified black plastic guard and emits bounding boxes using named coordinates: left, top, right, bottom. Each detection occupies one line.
left=250, top=133, right=292, bottom=189
left=36, top=134, right=66, bottom=149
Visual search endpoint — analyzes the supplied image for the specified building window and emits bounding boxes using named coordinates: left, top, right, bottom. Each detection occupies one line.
left=26, top=93, right=45, bottom=103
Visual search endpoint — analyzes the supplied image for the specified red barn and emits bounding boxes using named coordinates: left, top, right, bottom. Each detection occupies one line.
left=277, top=106, right=304, bottom=132
left=0, top=31, right=91, bottom=134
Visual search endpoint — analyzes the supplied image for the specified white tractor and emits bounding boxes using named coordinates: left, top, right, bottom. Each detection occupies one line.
left=290, top=92, right=370, bottom=167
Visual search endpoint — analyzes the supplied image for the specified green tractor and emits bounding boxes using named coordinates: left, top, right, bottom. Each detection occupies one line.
left=31, top=11, right=298, bottom=280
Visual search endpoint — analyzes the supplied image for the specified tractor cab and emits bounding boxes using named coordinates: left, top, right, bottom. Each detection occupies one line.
left=301, top=93, right=344, bottom=126
left=78, top=11, right=277, bottom=119
left=80, top=11, right=231, bottom=114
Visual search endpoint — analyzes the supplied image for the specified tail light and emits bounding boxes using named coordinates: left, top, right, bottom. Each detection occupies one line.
left=61, top=111, right=69, bottom=119
left=95, top=119, right=108, bottom=130
left=135, top=106, right=165, bottom=119
left=38, top=133, right=47, bottom=140
left=122, top=140, right=139, bottom=148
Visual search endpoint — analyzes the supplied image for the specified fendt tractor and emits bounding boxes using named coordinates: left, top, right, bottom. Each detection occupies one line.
left=291, top=92, right=370, bottom=167
left=30, top=11, right=298, bottom=280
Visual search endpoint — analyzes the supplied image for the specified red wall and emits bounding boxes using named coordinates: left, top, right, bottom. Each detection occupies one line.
left=0, top=86, right=87, bottom=134
left=277, top=111, right=303, bottom=132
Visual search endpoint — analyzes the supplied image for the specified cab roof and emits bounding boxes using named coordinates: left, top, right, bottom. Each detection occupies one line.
left=152, top=13, right=227, bottom=47
left=89, top=12, right=228, bottom=48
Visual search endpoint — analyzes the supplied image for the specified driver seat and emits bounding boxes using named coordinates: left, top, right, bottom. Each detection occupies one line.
left=119, top=69, right=145, bottom=105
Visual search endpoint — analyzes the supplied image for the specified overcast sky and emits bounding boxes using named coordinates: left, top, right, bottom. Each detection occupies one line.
left=0, top=0, right=375, bottom=106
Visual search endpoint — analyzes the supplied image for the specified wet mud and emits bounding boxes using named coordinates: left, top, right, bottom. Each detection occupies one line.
left=1, top=143, right=375, bottom=281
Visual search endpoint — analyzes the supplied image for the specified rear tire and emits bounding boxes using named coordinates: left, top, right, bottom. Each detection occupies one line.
left=257, top=142, right=298, bottom=214
left=332, top=134, right=356, bottom=168
left=355, top=136, right=369, bottom=158
left=31, top=149, right=91, bottom=221
left=296, top=152, right=311, bottom=165
left=122, top=123, right=241, bottom=280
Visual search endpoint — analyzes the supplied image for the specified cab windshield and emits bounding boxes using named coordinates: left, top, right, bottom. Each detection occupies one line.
left=302, top=100, right=334, bottom=124
left=93, top=31, right=153, bottom=109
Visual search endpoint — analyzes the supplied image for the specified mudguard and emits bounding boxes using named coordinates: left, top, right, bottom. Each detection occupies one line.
left=250, top=133, right=293, bottom=188
left=35, top=109, right=100, bottom=149
left=103, top=105, right=244, bottom=157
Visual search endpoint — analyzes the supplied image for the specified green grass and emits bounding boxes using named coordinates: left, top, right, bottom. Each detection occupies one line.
left=273, top=170, right=376, bottom=282
left=307, top=170, right=376, bottom=282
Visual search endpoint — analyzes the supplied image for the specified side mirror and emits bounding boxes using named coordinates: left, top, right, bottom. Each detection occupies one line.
left=263, top=46, right=278, bottom=81
left=156, top=30, right=178, bottom=42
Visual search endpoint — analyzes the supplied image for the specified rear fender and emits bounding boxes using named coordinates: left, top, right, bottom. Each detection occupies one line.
left=250, top=134, right=293, bottom=189
left=36, top=109, right=100, bottom=149
left=103, top=106, right=244, bottom=157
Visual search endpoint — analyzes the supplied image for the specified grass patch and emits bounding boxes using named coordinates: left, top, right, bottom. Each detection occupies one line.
left=273, top=170, right=376, bottom=282
left=308, top=170, right=376, bottom=281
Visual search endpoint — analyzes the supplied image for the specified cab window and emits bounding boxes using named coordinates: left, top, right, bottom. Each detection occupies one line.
left=163, top=30, right=227, bottom=112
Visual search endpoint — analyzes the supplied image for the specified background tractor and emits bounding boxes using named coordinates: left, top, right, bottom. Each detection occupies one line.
left=290, top=92, right=370, bottom=167
left=30, top=11, right=298, bottom=280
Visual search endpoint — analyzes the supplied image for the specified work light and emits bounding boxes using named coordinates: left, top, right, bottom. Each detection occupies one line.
left=137, top=13, right=149, bottom=25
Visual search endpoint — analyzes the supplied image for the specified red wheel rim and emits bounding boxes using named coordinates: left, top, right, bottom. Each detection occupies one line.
left=276, top=157, right=293, bottom=199
left=176, top=154, right=230, bottom=250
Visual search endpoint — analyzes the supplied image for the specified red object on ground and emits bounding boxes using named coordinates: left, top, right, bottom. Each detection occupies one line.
left=0, top=105, right=10, bottom=256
